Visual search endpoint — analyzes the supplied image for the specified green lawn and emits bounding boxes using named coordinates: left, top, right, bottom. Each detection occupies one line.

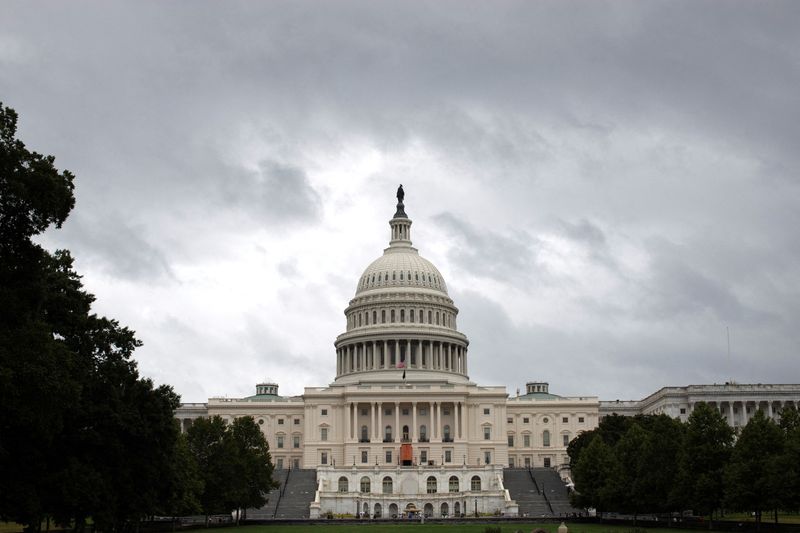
left=220, top=524, right=687, bottom=533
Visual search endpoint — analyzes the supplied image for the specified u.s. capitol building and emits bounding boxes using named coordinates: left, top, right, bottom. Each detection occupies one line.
left=176, top=188, right=799, bottom=519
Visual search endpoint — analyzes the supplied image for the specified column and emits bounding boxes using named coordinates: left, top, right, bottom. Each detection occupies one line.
left=419, top=339, right=423, bottom=367
left=768, top=402, right=774, bottom=419
left=378, top=402, right=383, bottom=441
left=345, top=401, right=351, bottom=441
left=455, top=402, right=460, bottom=440
left=395, top=402, right=400, bottom=442
left=436, top=402, right=441, bottom=441
left=728, top=402, right=734, bottom=426
left=371, top=402, right=376, bottom=441
left=383, top=340, right=388, bottom=368
left=412, top=402, right=418, bottom=441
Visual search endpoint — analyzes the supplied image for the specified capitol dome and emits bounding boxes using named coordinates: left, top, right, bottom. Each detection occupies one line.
left=334, top=187, right=469, bottom=384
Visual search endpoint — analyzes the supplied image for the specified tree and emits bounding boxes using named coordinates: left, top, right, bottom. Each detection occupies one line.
left=186, top=416, right=276, bottom=521
left=774, top=407, right=800, bottom=515
left=675, top=402, right=734, bottom=528
left=229, top=417, right=276, bottom=518
left=725, top=410, right=784, bottom=530
left=571, top=435, right=620, bottom=515
left=611, top=423, right=649, bottom=520
left=0, top=102, right=185, bottom=531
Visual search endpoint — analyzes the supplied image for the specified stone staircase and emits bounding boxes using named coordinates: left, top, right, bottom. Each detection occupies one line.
left=504, top=468, right=579, bottom=518
left=531, top=467, right=580, bottom=516
left=247, top=468, right=317, bottom=519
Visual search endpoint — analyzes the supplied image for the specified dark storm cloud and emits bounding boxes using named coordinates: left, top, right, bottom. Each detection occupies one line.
left=3, top=1, right=800, bottom=400
left=433, top=212, right=539, bottom=283
left=42, top=211, right=175, bottom=283
left=219, top=160, right=321, bottom=226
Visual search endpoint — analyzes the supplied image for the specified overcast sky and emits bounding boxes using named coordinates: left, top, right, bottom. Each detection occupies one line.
left=2, top=1, right=799, bottom=403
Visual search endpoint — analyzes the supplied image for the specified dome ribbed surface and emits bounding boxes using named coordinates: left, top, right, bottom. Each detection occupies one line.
left=355, top=249, right=448, bottom=295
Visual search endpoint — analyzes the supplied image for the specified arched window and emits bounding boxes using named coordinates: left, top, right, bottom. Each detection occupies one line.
left=428, top=310, right=432, bottom=323
left=360, top=476, right=371, bottom=493
left=443, top=424, right=451, bottom=442
left=402, top=425, right=409, bottom=441
left=471, top=475, right=482, bottom=491
left=436, top=311, right=440, bottom=325
left=338, top=476, right=348, bottom=492
left=391, top=309, right=395, bottom=322
left=400, top=309, right=405, bottom=322
left=543, top=430, right=550, bottom=447
left=358, top=314, right=362, bottom=327
left=382, top=476, right=393, bottom=494
left=385, top=425, right=393, bottom=442
left=361, top=425, right=368, bottom=442
left=381, top=310, right=386, bottom=323
left=419, top=424, right=427, bottom=441
left=449, top=476, right=459, bottom=492
left=365, top=312, right=369, bottom=325
left=410, top=309, right=415, bottom=323
left=419, top=309, right=423, bottom=322
left=427, top=476, right=437, bottom=494
left=373, top=311, right=377, bottom=324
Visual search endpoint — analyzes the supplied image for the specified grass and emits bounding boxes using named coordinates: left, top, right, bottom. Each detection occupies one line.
left=206, top=524, right=695, bottom=533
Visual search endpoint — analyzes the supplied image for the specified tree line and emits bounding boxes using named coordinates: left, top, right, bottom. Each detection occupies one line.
left=568, top=402, right=800, bottom=528
left=0, top=103, right=275, bottom=532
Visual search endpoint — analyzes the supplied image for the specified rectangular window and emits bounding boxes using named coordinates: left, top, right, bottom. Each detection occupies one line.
left=276, top=458, right=284, bottom=469
left=563, top=434, right=569, bottom=446
left=507, top=417, right=513, bottom=424
left=321, top=409, right=328, bottom=416
left=277, top=436, right=284, bottom=448
left=484, top=451, right=491, bottom=464
left=361, top=408, right=368, bottom=416
left=524, top=457, right=530, bottom=467
left=278, top=419, right=284, bottom=425
left=420, top=450, right=428, bottom=464
left=507, top=435, right=514, bottom=447
left=578, top=417, right=584, bottom=423
left=443, top=409, right=450, bottom=415
left=523, top=417, right=529, bottom=423
left=385, top=450, right=392, bottom=463
left=680, top=408, right=686, bottom=414
left=385, top=408, right=392, bottom=416
left=523, top=434, right=530, bottom=447
left=402, top=408, right=409, bottom=416
left=294, top=419, right=300, bottom=425
left=293, top=436, right=300, bottom=448
left=321, top=428, right=328, bottom=441
left=562, top=417, right=568, bottom=423
left=420, top=408, right=427, bottom=415
left=361, top=450, right=368, bottom=463
left=544, top=457, right=551, bottom=468
left=484, top=408, right=490, bottom=415
left=444, top=450, right=452, bottom=463
left=483, top=427, right=491, bottom=440
left=321, top=452, right=327, bottom=465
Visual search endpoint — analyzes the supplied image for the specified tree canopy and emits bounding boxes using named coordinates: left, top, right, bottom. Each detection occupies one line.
left=0, top=102, right=197, bottom=531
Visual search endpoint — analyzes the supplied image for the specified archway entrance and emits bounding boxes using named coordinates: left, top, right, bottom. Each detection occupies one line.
left=388, top=503, right=398, bottom=518
left=373, top=503, right=382, bottom=518
left=454, top=501, right=461, bottom=517
left=440, top=502, right=449, bottom=517
left=423, top=503, right=433, bottom=517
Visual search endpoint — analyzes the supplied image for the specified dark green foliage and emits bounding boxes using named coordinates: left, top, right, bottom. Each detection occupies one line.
left=572, top=434, right=619, bottom=513
left=187, top=415, right=275, bottom=517
left=724, top=410, right=784, bottom=527
left=0, top=102, right=190, bottom=531
left=674, top=402, right=733, bottom=521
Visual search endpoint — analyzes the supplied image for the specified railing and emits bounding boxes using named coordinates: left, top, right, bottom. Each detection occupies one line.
left=418, top=437, right=429, bottom=442
left=359, top=438, right=370, bottom=443
left=527, top=467, right=540, bottom=494
left=383, top=438, right=394, bottom=443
